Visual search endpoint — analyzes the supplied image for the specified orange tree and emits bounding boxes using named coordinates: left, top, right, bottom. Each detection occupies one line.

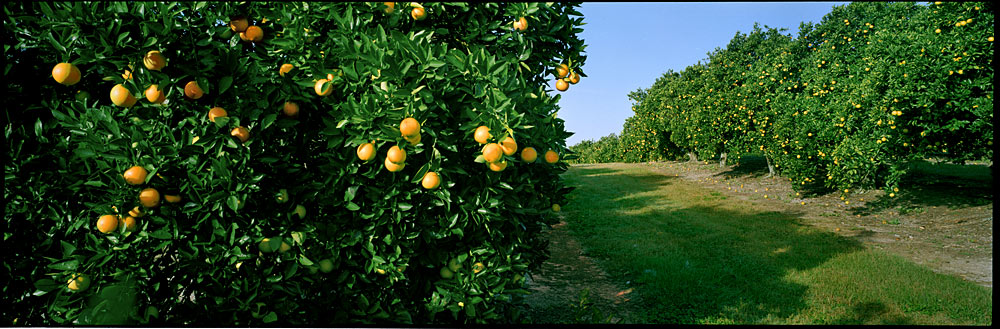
left=4, top=2, right=586, bottom=325
left=611, top=1, right=992, bottom=197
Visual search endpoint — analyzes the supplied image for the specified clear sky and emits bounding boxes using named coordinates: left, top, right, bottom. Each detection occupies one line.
left=557, top=2, right=850, bottom=146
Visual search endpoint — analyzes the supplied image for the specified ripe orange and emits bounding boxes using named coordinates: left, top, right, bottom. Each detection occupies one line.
left=482, top=143, right=502, bottom=163
left=405, top=133, right=422, bottom=146
left=208, top=107, right=227, bottom=122
left=110, top=84, right=136, bottom=107
left=357, top=143, right=376, bottom=161
left=242, top=26, right=264, bottom=43
left=555, top=79, right=569, bottom=91
left=279, top=63, right=294, bottom=77
left=128, top=206, right=144, bottom=218
left=500, top=136, right=517, bottom=156
left=145, top=84, right=166, bottom=103
left=399, top=117, right=420, bottom=137
left=474, top=125, right=491, bottom=144
left=569, top=72, right=580, bottom=84
left=231, top=126, right=250, bottom=143
left=384, top=2, right=395, bottom=13
left=544, top=149, right=559, bottom=163
left=556, top=64, right=569, bottom=78
left=120, top=216, right=138, bottom=232
left=488, top=160, right=508, bottom=172
left=384, top=157, right=405, bottom=172
left=472, top=262, right=485, bottom=274
left=387, top=145, right=406, bottom=164
left=97, top=215, right=119, bottom=233
left=422, top=171, right=441, bottom=189
left=521, top=147, right=538, bottom=163
left=121, top=63, right=135, bottom=80
left=283, top=102, right=300, bottom=117
left=139, top=188, right=161, bottom=208
left=52, top=63, right=82, bottom=85
left=164, top=195, right=182, bottom=203
left=229, top=16, right=249, bottom=32
left=514, top=17, right=528, bottom=32
left=143, top=50, right=167, bottom=71
left=67, top=273, right=90, bottom=292
left=123, top=166, right=148, bottom=185
left=184, top=81, right=204, bottom=100
left=411, top=7, right=427, bottom=21
left=315, top=79, right=332, bottom=96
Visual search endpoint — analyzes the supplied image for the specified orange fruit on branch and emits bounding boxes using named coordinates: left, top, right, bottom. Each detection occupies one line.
left=229, top=16, right=249, bottom=32
left=521, top=147, right=537, bottom=163
left=399, top=117, right=420, bottom=137
left=184, top=81, right=204, bottom=100
left=555, top=79, right=569, bottom=91
left=279, top=63, right=294, bottom=77
left=110, top=84, right=137, bottom=107
left=482, top=143, right=503, bottom=163
left=231, top=126, right=250, bottom=143
left=123, top=166, right=148, bottom=185
left=422, top=171, right=441, bottom=189
left=315, top=79, right=332, bottom=96
left=52, top=62, right=82, bottom=85
left=357, top=143, right=376, bottom=161
left=96, top=215, right=119, bottom=233
left=139, top=188, right=161, bottom=208
left=411, top=7, right=427, bottom=21
left=387, top=145, right=406, bottom=164
left=384, top=157, right=405, bottom=172
left=67, top=273, right=90, bottom=292
left=143, top=50, right=167, bottom=71
left=120, top=216, right=138, bottom=232
left=556, top=64, right=569, bottom=78
left=488, top=160, right=508, bottom=172
left=145, top=84, right=166, bottom=103
left=208, top=107, right=227, bottom=122
left=474, top=125, right=491, bottom=144
left=500, top=136, right=517, bottom=156
left=544, top=149, right=559, bottom=163
left=282, top=102, right=299, bottom=117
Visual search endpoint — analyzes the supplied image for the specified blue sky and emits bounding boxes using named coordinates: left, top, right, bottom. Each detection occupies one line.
left=557, top=2, right=850, bottom=146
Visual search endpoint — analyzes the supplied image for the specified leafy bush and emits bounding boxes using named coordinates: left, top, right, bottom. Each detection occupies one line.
left=4, top=2, right=587, bottom=325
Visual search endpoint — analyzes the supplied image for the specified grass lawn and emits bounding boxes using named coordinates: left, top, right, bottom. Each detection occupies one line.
left=561, top=163, right=992, bottom=325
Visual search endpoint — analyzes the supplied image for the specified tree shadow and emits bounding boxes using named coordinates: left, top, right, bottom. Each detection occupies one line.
left=850, top=164, right=993, bottom=216
left=713, top=155, right=770, bottom=180
left=830, top=301, right=912, bottom=325
left=560, top=164, right=869, bottom=324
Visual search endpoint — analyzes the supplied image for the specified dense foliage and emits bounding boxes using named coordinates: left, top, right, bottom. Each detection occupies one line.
left=4, top=2, right=587, bottom=325
left=571, top=2, right=992, bottom=195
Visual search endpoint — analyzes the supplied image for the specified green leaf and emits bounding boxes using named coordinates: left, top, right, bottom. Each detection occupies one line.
left=218, top=76, right=233, bottom=94
left=48, top=259, right=79, bottom=271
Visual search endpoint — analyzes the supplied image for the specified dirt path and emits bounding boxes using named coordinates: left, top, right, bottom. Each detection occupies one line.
left=520, top=219, right=640, bottom=324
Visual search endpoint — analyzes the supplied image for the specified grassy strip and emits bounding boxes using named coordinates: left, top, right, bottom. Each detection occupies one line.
left=561, top=163, right=991, bottom=324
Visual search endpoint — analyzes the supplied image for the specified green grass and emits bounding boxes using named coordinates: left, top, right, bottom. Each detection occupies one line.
left=561, top=163, right=992, bottom=325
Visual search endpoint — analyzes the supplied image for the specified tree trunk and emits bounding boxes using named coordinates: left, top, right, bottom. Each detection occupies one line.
left=765, top=155, right=776, bottom=177
left=687, top=151, right=699, bottom=163
left=719, top=152, right=727, bottom=168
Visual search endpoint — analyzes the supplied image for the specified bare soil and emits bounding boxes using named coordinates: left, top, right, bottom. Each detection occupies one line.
left=522, top=159, right=992, bottom=323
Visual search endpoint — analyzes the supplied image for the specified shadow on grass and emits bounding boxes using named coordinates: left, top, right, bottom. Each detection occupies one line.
left=713, top=155, right=770, bottom=180
left=850, top=162, right=993, bottom=216
left=562, top=164, right=867, bottom=324
left=831, top=301, right=912, bottom=325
